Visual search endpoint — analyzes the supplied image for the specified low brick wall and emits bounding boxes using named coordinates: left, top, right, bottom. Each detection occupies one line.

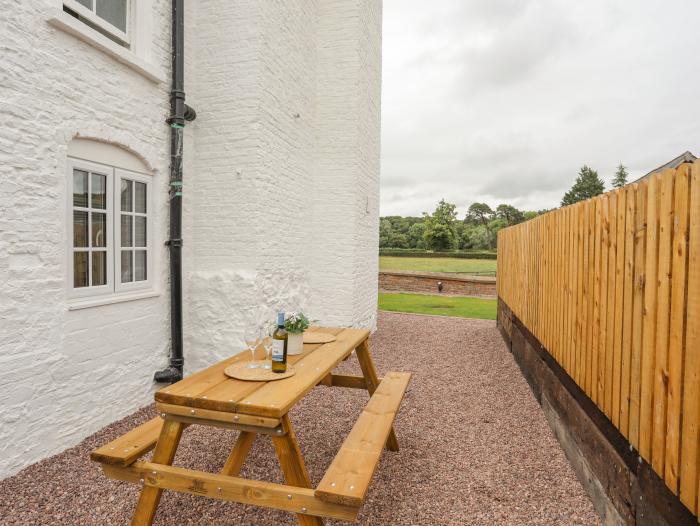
left=379, top=271, right=496, bottom=298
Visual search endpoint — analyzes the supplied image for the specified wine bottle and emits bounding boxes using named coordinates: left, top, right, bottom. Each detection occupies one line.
left=271, top=311, right=288, bottom=373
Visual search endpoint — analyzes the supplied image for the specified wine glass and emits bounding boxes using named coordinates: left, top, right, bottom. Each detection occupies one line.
left=261, top=325, right=273, bottom=370
left=244, top=327, right=259, bottom=369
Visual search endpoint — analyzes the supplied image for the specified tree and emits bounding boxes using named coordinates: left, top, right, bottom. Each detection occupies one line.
left=611, top=163, right=629, bottom=188
left=561, top=165, right=605, bottom=206
left=465, top=202, right=494, bottom=227
left=495, top=204, right=525, bottom=225
left=378, top=218, right=394, bottom=248
left=464, top=203, right=495, bottom=248
left=422, top=199, right=458, bottom=251
left=407, top=222, right=427, bottom=249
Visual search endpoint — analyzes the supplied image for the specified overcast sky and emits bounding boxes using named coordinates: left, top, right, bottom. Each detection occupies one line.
left=380, top=0, right=700, bottom=217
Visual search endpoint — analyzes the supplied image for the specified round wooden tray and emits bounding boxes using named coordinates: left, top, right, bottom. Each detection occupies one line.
left=224, top=361, right=296, bottom=381
left=303, top=332, right=337, bottom=344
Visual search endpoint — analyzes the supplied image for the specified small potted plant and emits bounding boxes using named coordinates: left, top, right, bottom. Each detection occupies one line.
left=284, top=312, right=311, bottom=355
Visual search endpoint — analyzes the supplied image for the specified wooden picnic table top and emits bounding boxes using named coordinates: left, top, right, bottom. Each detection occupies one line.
left=155, top=326, right=370, bottom=420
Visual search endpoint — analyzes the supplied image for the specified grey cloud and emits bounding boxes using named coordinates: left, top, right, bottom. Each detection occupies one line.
left=381, top=0, right=700, bottom=215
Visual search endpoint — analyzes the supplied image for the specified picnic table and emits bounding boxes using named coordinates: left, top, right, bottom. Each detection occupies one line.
left=91, top=327, right=411, bottom=525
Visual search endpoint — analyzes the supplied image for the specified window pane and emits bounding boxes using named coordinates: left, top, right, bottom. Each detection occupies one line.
left=96, top=0, right=127, bottom=32
left=92, top=212, right=106, bottom=247
left=73, top=211, right=88, bottom=247
left=121, top=250, right=133, bottom=283
left=73, top=169, right=88, bottom=207
left=91, top=173, right=106, bottom=209
left=75, top=0, right=92, bottom=9
left=74, top=252, right=89, bottom=288
left=135, top=182, right=147, bottom=213
left=121, top=179, right=132, bottom=212
left=135, top=216, right=146, bottom=247
left=121, top=214, right=133, bottom=247
left=91, top=251, right=107, bottom=286
left=135, top=250, right=147, bottom=281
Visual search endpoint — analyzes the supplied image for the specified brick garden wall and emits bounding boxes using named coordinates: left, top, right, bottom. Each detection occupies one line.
left=379, top=271, right=497, bottom=298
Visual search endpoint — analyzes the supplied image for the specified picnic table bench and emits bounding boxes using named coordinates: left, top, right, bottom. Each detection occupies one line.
left=91, top=327, right=411, bottom=525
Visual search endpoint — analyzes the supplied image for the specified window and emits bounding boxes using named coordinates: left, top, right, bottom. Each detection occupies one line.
left=63, top=0, right=130, bottom=45
left=68, top=157, right=152, bottom=299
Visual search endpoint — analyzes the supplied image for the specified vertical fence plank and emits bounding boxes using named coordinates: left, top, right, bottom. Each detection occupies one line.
left=612, top=189, right=627, bottom=428
left=599, top=194, right=610, bottom=407
left=639, top=174, right=660, bottom=461
left=577, top=203, right=586, bottom=387
left=680, top=163, right=700, bottom=515
left=665, top=165, right=690, bottom=491
left=620, top=184, right=637, bottom=437
left=586, top=199, right=596, bottom=398
left=652, top=170, right=675, bottom=474
left=605, top=192, right=619, bottom=418
left=592, top=197, right=603, bottom=405
left=629, top=181, right=648, bottom=450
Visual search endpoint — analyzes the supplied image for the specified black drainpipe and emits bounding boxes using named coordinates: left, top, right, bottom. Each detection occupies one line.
left=155, top=0, right=196, bottom=383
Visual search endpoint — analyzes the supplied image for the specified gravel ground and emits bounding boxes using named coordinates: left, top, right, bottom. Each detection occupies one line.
left=0, top=312, right=600, bottom=525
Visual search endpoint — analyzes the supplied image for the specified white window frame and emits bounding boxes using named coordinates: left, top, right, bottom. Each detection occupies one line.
left=67, top=158, right=114, bottom=299
left=115, top=168, right=153, bottom=294
left=63, top=0, right=131, bottom=45
left=67, top=158, right=153, bottom=300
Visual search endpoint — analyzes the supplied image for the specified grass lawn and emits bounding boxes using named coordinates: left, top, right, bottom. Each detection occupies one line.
left=379, top=256, right=497, bottom=276
left=379, top=292, right=497, bottom=320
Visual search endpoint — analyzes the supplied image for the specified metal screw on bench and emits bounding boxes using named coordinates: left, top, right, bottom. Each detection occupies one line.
left=233, top=415, right=239, bottom=421
left=287, top=494, right=292, bottom=500
left=330, top=482, right=336, bottom=487
left=139, top=479, right=144, bottom=484
left=217, top=487, right=222, bottom=493
left=301, top=507, right=307, bottom=513
left=191, top=409, right=196, bottom=415
left=160, top=413, right=166, bottom=419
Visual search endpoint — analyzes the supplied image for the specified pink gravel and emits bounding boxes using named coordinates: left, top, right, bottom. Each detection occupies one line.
left=0, top=312, right=600, bottom=525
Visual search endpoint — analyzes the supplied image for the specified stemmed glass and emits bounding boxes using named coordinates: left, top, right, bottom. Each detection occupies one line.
left=260, top=323, right=274, bottom=369
left=244, top=327, right=260, bottom=369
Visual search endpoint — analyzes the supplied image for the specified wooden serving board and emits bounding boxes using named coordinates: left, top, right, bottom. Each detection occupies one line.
left=303, top=332, right=337, bottom=344
left=224, top=361, right=296, bottom=381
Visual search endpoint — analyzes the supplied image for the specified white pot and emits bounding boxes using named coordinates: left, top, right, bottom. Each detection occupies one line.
left=287, top=332, right=304, bottom=355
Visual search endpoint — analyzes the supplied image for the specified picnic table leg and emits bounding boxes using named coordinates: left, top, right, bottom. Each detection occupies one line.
left=130, top=419, right=184, bottom=526
left=355, top=339, right=400, bottom=452
left=221, top=431, right=256, bottom=476
left=272, top=415, right=324, bottom=526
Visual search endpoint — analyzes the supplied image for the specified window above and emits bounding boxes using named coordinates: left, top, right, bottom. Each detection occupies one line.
left=64, top=0, right=130, bottom=46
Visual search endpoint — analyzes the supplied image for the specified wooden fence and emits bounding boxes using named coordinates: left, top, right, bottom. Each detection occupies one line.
left=497, top=161, right=700, bottom=520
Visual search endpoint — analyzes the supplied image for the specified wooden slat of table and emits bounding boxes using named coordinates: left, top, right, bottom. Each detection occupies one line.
left=236, top=328, right=370, bottom=418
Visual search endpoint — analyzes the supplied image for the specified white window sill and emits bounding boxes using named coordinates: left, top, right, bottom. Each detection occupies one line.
left=47, top=10, right=165, bottom=85
left=67, top=290, right=160, bottom=311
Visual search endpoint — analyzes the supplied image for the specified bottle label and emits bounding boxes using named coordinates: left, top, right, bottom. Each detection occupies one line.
left=272, top=340, right=285, bottom=362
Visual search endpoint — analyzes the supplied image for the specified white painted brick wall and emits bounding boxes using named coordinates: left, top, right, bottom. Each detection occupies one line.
left=0, top=0, right=381, bottom=478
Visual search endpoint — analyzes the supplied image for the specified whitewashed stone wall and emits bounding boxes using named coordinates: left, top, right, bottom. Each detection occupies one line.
left=0, top=0, right=381, bottom=478
left=183, top=0, right=382, bottom=373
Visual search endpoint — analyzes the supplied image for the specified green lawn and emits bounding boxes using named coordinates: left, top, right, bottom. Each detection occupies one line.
left=379, top=256, right=496, bottom=276
left=379, top=292, right=497, bottom=320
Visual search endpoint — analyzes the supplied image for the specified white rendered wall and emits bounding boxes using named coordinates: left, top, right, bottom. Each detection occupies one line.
left=0, top=0, right=381, bottom=478
left=183, top=0, right=382, bottom=373
left=0, top=0, right=172, bottom=478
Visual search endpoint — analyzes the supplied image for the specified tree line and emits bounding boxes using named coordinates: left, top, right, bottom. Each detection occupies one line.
left=380, top=201, right=547, bottom=251
left=380, top=164, right=629, bottom=252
